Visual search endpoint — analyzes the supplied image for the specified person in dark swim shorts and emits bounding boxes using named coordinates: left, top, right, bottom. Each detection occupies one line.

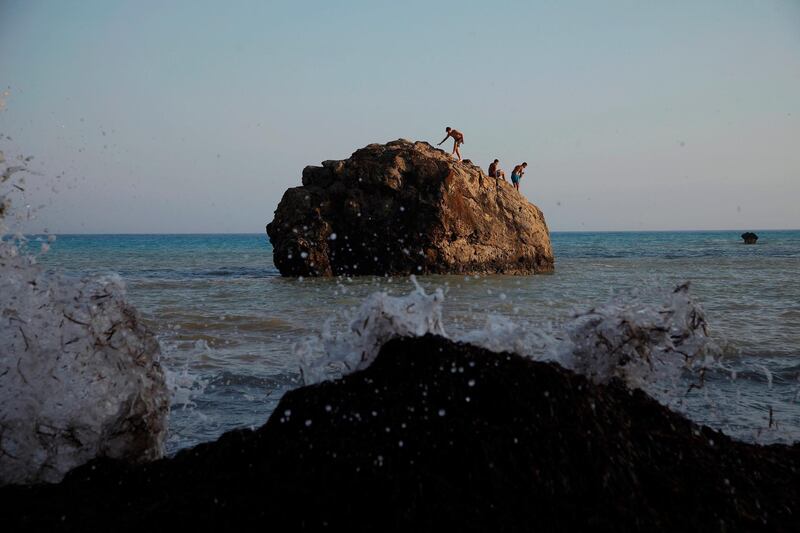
left=437, top=126, right=465, bottom=161
left=488, top=159, right=506, bottom=181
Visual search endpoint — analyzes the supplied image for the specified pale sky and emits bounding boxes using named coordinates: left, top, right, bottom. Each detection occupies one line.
left=1, top=0, right=799, bottom=233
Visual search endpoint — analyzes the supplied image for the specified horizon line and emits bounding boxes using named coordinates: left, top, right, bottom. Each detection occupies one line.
left=16, top=228, right=800, bottom=237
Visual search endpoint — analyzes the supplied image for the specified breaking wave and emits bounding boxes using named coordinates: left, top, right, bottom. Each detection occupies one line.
left=297, top=276, right=446, bottom=384
left=295, top=277, right=798, bottom=443
left=0, top=146, right=169, bottom=485
left=298, top=277, right=717, bottom=388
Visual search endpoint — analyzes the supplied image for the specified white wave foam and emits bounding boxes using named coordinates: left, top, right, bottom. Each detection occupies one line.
left=162, top=339, right=210, bottom=409
left=547, top=282, right=719, bottom=392
left=298, top=280, right=718, bottom=394
left=165, top=367, right=209, bottom=410
left=0, top=242, right=170, bottom=485
left=297, top=276, right=445, bottom=384
left=0, top=147, right=169, bottom=485
left=296, top=280, right=800, bottom=443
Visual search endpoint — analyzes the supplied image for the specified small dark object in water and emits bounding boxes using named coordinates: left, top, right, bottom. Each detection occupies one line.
left=741, top=232, right=758, bottom=244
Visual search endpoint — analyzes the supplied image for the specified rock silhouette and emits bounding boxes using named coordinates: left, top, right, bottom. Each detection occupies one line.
left=742, top=232, right=758, bottom=244
left=2, top=335, right=798, bottom=531
left=267, top=140, right=553, bottom=276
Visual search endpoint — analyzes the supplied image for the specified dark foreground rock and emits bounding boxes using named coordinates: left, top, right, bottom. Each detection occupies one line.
left=266, top=140, right=554, bottom=276
left=2, top=335, right=799, bottom=532
left=742, top=232, right=759, bottom=244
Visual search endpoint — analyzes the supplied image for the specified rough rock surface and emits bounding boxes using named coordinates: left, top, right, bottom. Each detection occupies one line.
left=0, top=243, right=169, bottom=485
left=266, top=140, right=553, bottom=276
left=742, top=232, right=758, bottom=244
left=3, top=335, right=798, bottom=531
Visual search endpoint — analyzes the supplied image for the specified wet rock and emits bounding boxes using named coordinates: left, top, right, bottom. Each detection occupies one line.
left=266, top=139, right=553, bottom=276
left=2, top=335, right=798, bottom=531
left=742, top=232, right=758, bottom=244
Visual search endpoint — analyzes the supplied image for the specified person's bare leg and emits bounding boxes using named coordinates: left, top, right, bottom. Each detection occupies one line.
left=455, top=143, right=462, bottom=161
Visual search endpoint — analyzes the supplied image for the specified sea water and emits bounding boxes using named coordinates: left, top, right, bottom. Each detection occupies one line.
left=33, top=230, right=800, bottom=453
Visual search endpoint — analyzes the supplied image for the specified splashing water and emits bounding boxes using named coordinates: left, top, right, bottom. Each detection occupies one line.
left=288, top=278, right=799, bottom=443
left=0, top=241, right=170, bottom=484
left=547, top=282, right=719, bottom=392
left=298, top=279, right=717, bottom=391
left=0, top=145, right=169, bottom=485
left=297, top=276, right=446, bottom=384
left=165, top=365, right=209, bottom=410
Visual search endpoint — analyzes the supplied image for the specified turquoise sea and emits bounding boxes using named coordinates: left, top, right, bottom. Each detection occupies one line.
left=32, top=230, right=800, bottom=452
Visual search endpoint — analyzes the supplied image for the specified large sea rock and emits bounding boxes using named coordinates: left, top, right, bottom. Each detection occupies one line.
left=266, top=140, right=554, bottom=276
left=3, top=335, right=798, bottom=531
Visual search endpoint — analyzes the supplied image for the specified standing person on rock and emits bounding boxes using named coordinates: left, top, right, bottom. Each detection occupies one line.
left=511, top=162, right=527, bottom=192
left=488, top=159, right=506, bottom=181
left=437, top=127, right=464, bottom=161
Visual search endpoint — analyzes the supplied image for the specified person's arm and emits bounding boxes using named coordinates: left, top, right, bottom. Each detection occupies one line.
left=437, top=133, right=450, bottom=146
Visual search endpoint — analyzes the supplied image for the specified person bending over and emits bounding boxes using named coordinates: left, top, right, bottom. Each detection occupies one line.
left=437, top=127, right=464, bottom=161
left=511, top=162, right=527, bottom=192
left=488, top=159, right=506, bottom=181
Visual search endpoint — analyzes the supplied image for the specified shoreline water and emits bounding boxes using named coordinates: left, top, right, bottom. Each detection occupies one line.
left=25, top=229, right=800, bottom=453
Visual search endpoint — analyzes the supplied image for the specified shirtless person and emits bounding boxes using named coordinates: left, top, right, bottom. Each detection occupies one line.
left=437, top=126, right=464, bottom=161
left=510, top=162, right=527, bottom=192
left=488, top=159, right=506, bottom=181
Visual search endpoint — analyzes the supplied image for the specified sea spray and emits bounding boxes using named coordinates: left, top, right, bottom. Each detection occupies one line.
left=0, top=259, right=170, bottom=485
left=158, top=338, right=212, bottom=450
left=298, top=279, right=718, bottom=389
left=0, top=146, right=169, bottom=485
left=297, top=276, right=445, bottom=384
left=547, top=282, right=720, bottom=392
left=165, top=362, right=209, bottom=410
left=293, top=279, right=766, bottom=434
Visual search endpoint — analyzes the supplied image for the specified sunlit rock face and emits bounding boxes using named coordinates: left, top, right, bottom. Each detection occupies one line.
left=0, top=243, right=169, bottom=485
left=267, top=139, right=554, bottom=276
